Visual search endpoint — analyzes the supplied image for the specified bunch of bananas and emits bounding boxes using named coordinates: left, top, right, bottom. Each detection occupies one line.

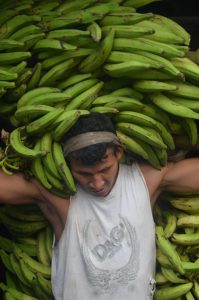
left=153, top=192, right=199, bottom=300
left=0, top=0, right=199, bottom=196
left=0, top=204, right=54, bottom=299
left=0, top=1, right=199, bottom=298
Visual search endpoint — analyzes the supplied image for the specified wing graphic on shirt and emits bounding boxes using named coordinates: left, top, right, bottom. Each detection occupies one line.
left=82, top=216, right=140, bottom=293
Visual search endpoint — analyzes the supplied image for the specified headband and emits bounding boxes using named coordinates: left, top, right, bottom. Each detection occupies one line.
left=63, top=131, right=122, bottom=156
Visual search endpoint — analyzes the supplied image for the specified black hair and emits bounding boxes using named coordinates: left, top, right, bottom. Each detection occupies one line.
left=62, top=112, right=119, bottom=165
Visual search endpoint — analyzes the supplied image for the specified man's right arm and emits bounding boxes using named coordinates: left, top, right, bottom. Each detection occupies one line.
left=0, top=169, right=43, bottom=205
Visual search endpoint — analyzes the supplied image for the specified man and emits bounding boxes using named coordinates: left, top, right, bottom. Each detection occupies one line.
left=0, top=112, right=199, bottom=300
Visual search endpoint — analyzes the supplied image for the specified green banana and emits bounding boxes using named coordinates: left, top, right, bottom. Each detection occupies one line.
left=0, top=210, right=48, bottom=237
left=104, top=60, right=153, bottom=77
left=57, top=73, right=92, bottom=90
left=149, top=93, right=199, bottom=119
left=30, top=140, right=52, bottom=190
left=0, top=39, right=24, bottom=50
left=37, top=229, right=51, bottom=266
left=3, top=204, right=45, bottom=222
left=65, top=81, right=104, bottom=110
left=107, top=50, right=163, bottom=69
left=41, top=48, right=92, bottom=70
left=0, top=14, right=41, bottom=39
left=116, top=130, right=149, bottom=160
left=25, top=108, right=63, bottom=135
left=180, top=118, right=198, bottom=145
left=39, top=58, right=77, bottom=87
left=102, top=24, right=154, bottom=38
left=182, top=261, right=199, bottom=272
left=26, top=62, right=42, bottom=90
left=100, top=12, right=153, bottom=26
left=36, top=273, right=53, bottom=298
left=19, top=258, right=36, bottom=287
left=110, top=87, right=143, bottom=98
left=9, top=25, right=42, bottom=40
left=63, top=78, right=99, bottom=98
left=9, top=60, right=27, bottom=76
left=44, top=167, right=65, bottom=192
left=88, top=22, right=102, bottom=42
left=133, top=50, right=184, bottom=78
left=0, top=282, right=38, bottom=300
left=155, top=226, right=185, bottom=275
left=17, top=86, right=60, bottom=108
left=113, top=37, right=185, bottom=59
left=166, top=81, right=199, bottom=100
left=33, top=0, right=60, bottom=13
left=40, top=132, right=62, bottom=180
left=20, top=33, right=46, bottom=50
left=169, top=96, right=199, bottom=113
left=56, top=0, right=97, bottom=14
left=105, top=97, right=145, bottom=112
left=116, top=122, right=167, bottom=149
left=79, top=28, right=115, bottom=73
left=151, top=14, right=190, bottom=46
left=0, top=81, right=15, bottom=89
left=34, top=38, right=77, bottom=51
left=9, top=252, right=29, bottom=286
left=133, top=80, right=177, bottom=93
left=169, top=196, right=199, bottom=213
left=155, top=272, right=168, bottom=285
left=138, top=19, right=185, bottom=44
left=170, top=57, right=199, bottom=82
left=0, top=250, right=13, bottom=273
left=52, top=141, right=76, bottom=193
left=185, top=291, right=195, bottom=300
left=0, top=52, right=31, bottom=65
left=15, top=104, right=55, bottom=124
left=171, top=232, right=199, bottom=245
left=0, top=68, right=18, bottom=81
left=177, top=215, right=199, bottom=227
left=13, top=245, right=51, bottom=278
left=47, top=28, right=90, bottom=40
left=22, top=92, right=70, bottom=107
left=9, top=127, right=46, bottom=158
left=90, top=106, right=119, bottom=115
left=161, top=267, right=187, bottom=284
left=52, top=110, right=82, bottom=142
left=154, top=282, right=193, bottom=300
left=164, top=213, right=177, bottom=239
left=45, top=226, right=53, bottom=264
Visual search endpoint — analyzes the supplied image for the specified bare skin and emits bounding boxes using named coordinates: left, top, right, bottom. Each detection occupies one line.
left=0, top=146, right=199, bottom=242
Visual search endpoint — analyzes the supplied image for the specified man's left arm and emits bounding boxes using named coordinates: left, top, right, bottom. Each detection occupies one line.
left=161, top=157, right=199, bottom=193
left=139, top=158, right=199, bottom=206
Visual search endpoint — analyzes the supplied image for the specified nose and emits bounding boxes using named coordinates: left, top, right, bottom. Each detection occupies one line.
left=89, top=174, right=104, bottom=190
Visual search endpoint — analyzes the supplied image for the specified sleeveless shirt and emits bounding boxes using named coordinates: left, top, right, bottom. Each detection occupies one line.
left=51, top=163, right=156, bottom=300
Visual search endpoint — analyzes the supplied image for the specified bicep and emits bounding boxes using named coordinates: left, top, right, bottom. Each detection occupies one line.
left=0, top=170, right=42, bottom=205
left=161, top=158, right=199, bottom=193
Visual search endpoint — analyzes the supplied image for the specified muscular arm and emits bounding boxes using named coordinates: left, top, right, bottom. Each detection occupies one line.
left=139, top=158, right=199, bottom=207
left=0, top=169, right=42, bottom=205
left=0, top=169, right=70, bottom=241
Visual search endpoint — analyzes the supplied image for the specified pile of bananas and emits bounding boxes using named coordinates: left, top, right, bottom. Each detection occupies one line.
left=0, top=204, right=54, bottom=299
left=1, top=0, right=199, bottom=297
left=0, top=0, right=199, bottom=196
left=153, top=193, right=199, bottom=300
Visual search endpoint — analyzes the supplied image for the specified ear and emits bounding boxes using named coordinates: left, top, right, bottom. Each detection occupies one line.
left=115, top=146, right=124, bottom=161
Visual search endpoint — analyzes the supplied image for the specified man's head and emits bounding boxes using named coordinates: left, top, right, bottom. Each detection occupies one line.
left=62, top=112, right=123, bottom=196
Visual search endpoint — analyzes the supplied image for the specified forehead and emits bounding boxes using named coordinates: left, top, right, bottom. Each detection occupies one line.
left=69, top=148, right=116, bottom=172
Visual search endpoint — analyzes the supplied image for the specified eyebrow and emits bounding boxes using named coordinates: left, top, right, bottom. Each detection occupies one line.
left=77, top=166, right=111, bottom=175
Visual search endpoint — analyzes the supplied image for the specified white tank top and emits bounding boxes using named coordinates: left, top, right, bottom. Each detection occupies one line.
left=51, top=163, right=156, bottom=300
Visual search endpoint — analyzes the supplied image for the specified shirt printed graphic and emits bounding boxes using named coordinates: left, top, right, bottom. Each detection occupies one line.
left=82, top=215, right=140, bottom=294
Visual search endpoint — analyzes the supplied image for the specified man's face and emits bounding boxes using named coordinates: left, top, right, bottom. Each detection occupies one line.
left=69, top=147, right=123, bottom=197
